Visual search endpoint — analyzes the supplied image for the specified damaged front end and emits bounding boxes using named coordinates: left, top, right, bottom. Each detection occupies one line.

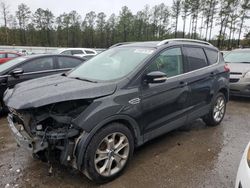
left=7, top=99, right=91, bottom=167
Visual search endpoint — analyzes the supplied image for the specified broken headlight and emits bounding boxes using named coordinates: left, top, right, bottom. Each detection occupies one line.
left=32, top=99, right=91, bottom=133
left=49, top=100, right=91, bottom=118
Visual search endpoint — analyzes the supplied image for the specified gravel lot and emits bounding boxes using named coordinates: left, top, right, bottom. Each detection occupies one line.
left=0, top=97, right=249, bottom=188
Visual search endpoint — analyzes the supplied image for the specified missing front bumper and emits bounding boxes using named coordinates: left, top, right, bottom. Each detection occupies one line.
left=7, top=114, right=48, bottom=153
left=7, top=112, right=84, bottom=169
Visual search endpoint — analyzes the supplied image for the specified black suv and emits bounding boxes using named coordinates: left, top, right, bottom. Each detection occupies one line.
left=4, top=39, right=229, bottom=183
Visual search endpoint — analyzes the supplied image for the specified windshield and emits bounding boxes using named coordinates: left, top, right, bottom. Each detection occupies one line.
left=68, top=47, right=155, bottom=81
left=0, top=56, right=27, bottom=73
left=224, top=51, right=250, bottom=63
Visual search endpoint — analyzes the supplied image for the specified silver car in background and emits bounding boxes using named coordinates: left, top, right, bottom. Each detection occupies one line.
left=52, top=48, right=97, bottom=60
left=224, top=49, right=250, bottom=97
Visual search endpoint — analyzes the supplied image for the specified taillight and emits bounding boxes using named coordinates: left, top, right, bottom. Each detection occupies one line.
left=224, top=64, right=230, bottom=72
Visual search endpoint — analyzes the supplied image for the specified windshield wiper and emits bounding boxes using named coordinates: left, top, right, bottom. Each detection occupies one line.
left=72, top=77, right=98, bottom=83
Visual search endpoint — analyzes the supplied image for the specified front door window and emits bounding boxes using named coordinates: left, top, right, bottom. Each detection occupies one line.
left=147, top=47, right=184, bottom=78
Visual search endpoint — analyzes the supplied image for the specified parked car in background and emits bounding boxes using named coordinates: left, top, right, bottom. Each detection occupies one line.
left=221, top=50, right=230, bottom=57
left=235, top=141, right=250, bottom=188
left=0, top=51, right=22, bottom=64
left=54, top=48, right=97, bottom=59
left=224, top=49, right=250, bottom=97
left=0, top=54, right=86, bottom=111
left=94, top=48, right=106, bottom=54
left=15, top=49, right=29, bottom=55
left=4, top=39, right=229, bottom=183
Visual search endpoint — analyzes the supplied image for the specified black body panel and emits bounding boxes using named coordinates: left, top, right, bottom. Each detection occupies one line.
left=4, top=75, right=116, bottom=109
left=3, top=40, right=229, bottom=174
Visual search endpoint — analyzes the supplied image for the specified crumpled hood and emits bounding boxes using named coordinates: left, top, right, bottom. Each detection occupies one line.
left=4, top=75, right=117, bottom=110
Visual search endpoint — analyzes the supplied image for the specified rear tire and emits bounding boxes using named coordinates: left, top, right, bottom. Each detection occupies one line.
left=82, top=123, right=134, bottom=183
left=203, top=92, right=226, bottom=126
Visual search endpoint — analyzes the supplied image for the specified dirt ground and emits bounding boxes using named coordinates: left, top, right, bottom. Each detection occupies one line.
left=0, top=97, right=249, bottom=188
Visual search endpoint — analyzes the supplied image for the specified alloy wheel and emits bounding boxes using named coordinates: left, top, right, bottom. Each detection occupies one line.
left=213, top=96, right=226, bottom=122
left=94, top=132, right=130, bottom=177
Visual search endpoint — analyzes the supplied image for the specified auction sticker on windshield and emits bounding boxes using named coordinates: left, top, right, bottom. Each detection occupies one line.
left=134, top=49, right=154, bottom=54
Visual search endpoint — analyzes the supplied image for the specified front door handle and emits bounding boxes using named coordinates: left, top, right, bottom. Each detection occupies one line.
left=0, top=81, right=7, bottom=86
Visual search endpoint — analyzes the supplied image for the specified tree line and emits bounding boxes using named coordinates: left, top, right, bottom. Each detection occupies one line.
left=0, top=0, right=249, bottom=49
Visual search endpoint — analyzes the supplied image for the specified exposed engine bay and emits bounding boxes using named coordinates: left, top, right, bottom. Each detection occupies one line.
left=9, top=99, right=91, bottom=168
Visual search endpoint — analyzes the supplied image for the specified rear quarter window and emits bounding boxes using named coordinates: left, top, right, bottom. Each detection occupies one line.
left=205, top=49, right=218, bottom=64
left=184, top=47, right=208, bottom=71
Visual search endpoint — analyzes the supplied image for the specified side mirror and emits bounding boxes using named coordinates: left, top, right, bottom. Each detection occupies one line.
left=145, top=71, right=167, bottom=84
left=10, top=68, right=24, bottom=77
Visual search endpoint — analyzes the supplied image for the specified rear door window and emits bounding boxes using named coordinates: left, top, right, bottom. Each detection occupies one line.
left=204, top=49, right=218, bottom=64
left=58, top=57, right=83, bottom=69
left=184, top=47, right=208, bottom=71
left=19, top=57, right=54, bottom=72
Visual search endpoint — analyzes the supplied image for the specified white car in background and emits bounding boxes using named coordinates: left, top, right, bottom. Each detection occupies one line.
left=235, top=142, right=250, bottom=188
left=54, top=48, right=97, bottom=59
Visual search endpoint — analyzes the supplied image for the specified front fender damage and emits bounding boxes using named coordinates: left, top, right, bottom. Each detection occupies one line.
left=8, top=99, right=91, bottom=168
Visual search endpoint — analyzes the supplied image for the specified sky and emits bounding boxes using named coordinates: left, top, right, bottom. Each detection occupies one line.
left=6, top=0, right=172, bottom=17
left=2, top=0, right=249, bottom=39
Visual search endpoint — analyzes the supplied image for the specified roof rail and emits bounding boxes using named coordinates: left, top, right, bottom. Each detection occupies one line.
left=109, top=42, right=136, bottom=48
left=157, top=38, right=213, bottom=46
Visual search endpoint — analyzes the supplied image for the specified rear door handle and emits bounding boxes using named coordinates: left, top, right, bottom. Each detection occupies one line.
left=179, top=81, right=187, bottom=87
left=210, top=72, right=215, bottom=77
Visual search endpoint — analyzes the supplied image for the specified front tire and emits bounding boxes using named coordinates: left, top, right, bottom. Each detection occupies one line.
left=32, top=151, right=48, bottom=162
left=203, top=92, right=226, bottom=126
left=0, top=101, right=5, bottom=116
left=83, top=123, right=134, bottom=183
left=0, top=100, right=8, bottom=116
